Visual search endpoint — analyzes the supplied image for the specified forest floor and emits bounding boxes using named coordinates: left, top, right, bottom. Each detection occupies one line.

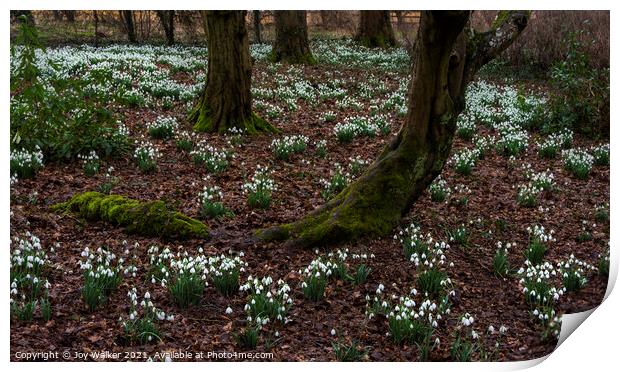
left=10, top=42, right=610, bottom=362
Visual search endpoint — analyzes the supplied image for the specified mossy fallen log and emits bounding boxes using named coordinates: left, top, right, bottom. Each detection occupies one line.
left=52, top=191, right=209, bottom=240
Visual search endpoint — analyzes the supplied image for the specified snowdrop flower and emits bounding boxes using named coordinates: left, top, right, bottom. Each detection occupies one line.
left=225, top=306, right=233, bottom=315
left=330, top=329, right=336, bottom=336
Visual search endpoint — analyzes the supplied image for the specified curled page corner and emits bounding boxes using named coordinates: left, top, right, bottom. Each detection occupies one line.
left=508, top=307, right=602, bottom=370
left=553, top=245, right=618, bottom=350
left=516, top=250, right=617, bottom=368
left=603, top=244, right=617, bottom=300
left=503, top=354, right=550, bottom=370
left=555, top=307, right=597, bottom=349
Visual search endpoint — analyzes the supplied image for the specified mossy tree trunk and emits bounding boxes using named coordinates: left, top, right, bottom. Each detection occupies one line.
left=259, top=10, right=530, bottom=248
left=120, top=10, right=137, bottom=43
left=271, top=11, right=315, bottom=64
left=156, top=10, right=175, bottom=45
left=189, top=10, right=277, bottom=134
left=356, top=10, right=397, bottom=48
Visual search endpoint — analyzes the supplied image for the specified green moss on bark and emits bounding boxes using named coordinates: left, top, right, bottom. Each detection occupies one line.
left=268, top=50, right=316, bottom=65
left=358, top=34, right=396, bottom=49
left=257, top=152, right=414, bottom=247
left=52, top=191, right=209, bottom=240
left=189, top=104, right=279, bottom=135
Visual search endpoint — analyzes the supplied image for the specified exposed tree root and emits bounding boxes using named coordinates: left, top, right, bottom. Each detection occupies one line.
left=52, top=191, right=209, bottom=240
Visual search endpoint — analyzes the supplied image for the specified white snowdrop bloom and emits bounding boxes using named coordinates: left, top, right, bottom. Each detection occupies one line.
left=330, top=329, right=336, bottom=336
left=144, top=291, right=151, bottom=299
left=488, top=325, right=495, bottom=334
left=225, top=306, right=233, bottom=315
left=275, top=331, right=280, bottom=337
left=471, top=331, right=479, bottom=339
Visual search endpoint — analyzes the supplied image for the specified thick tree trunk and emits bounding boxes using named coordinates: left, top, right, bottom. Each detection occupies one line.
left=188, top=11, right=277, bottom=134
left=356, top=10, right=397, bottom=48
left=271, top=10, right=315, bottom=64
left=156, top=10, right=175, bottom=45
left=120, top=10, right=137, bottom=43
left=253, top=10, right=262, bottom=44
left=320, top=10, right=338, bottom=30
left=93, top=10, right=99, bottom=46
left=259, top=10, right=530, bottom=248
left=62, top=10, right=76, bottom=23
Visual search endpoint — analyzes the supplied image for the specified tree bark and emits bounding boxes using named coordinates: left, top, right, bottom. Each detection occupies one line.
left=253, top=10, right=262, bottom=44
left=93, top=10, right=99, bottom=46
left=156, top=10, right=175, bottom=45
left=62, top=10, right=76, bottom=23
left=120, top=10, right=137, bottom=43
left=320, top=10, right=338, bottom=30
left=356, top=10, right=397, bottom=48
left=271, top=10, right=315, bottom=64
left=259, top=10, right=530, bottom=248
left=188, top=10, right=278, bottom=134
